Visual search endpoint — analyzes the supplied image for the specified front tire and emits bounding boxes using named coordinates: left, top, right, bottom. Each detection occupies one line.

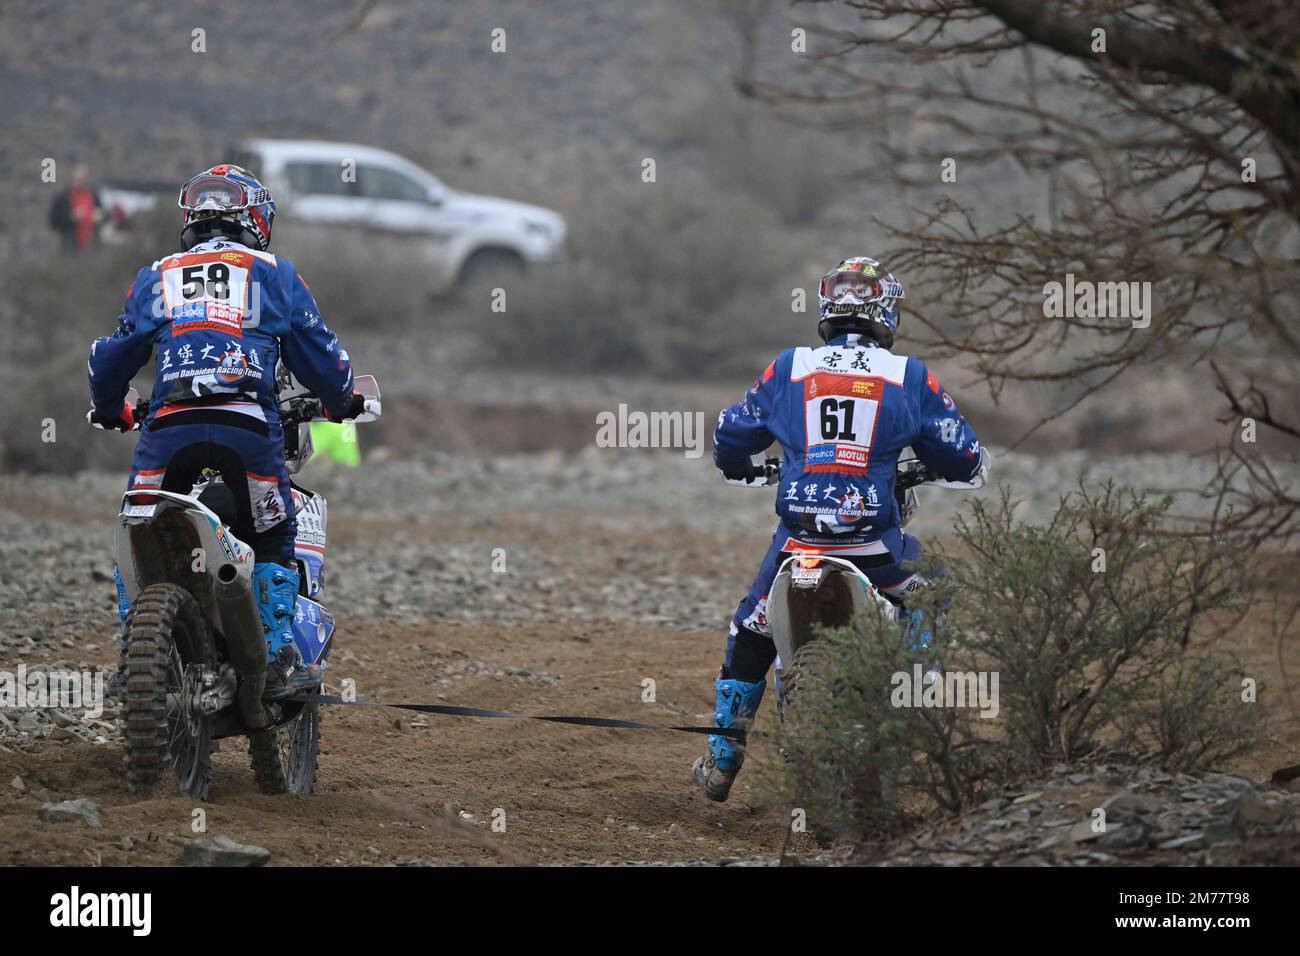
left=121, top=583, right=215, bottom=800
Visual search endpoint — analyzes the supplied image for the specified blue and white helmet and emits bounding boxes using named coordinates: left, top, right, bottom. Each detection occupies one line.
left=817, top=256, right=905, bottom=347
left=178, top=164, right=277, bottom=251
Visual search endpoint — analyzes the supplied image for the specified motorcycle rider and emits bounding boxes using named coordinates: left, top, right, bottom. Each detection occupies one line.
left=693, top=256, right=989, bottom=801
left=88, top=164, right=365, bottom=728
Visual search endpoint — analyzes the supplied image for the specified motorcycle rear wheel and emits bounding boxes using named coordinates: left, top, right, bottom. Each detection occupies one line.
left=121, top=583, right=216, bottom=799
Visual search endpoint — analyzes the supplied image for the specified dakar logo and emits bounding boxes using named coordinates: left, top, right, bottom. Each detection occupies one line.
left=837, top=486, right=866, bottom=519
left=215, top=348, right=249, bottom=384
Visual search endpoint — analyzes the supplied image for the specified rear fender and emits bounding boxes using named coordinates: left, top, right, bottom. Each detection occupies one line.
left=768, top=555, right=896, bottom=668
left=116, top=489, right=255, bottom=634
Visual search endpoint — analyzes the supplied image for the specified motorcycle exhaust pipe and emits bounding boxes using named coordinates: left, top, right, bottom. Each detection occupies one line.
left=214, top=562, right=270, bottom=730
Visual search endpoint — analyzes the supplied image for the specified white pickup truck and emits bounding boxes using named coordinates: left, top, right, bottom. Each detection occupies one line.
left=105, top=139, right=567, bottom=289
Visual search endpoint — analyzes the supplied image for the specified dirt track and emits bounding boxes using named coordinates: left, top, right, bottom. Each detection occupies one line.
left=1, top=616, right=803, bottom=866
left=0, top=459, right=807, bottom=866
left=2, top=449, right=1294, bottom=866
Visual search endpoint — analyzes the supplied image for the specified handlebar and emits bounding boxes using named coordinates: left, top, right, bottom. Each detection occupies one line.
left=752, top=456, right=939, bottom=489
left=280, top=395, right=325, bottom=428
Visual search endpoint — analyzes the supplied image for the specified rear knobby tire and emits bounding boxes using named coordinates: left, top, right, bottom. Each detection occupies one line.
left=781, top=639, right=831, bottom=722
left=121, top=583, right=215, bottom=800
left=249, top=703, right=321, bottom=795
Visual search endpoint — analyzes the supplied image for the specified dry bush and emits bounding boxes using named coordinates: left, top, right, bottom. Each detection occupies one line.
left=774, top=484, right=1266, bottom=842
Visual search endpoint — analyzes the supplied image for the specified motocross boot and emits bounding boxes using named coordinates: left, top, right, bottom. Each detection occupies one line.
left=253, top=563, right=323, bottom=698
left=264, top=645, right=326, bottom=699
left=899, top=605, right=943, bottom=683
left=692, top=677, right=766, bottom=802
left=106, top=566, right=132, bottom=699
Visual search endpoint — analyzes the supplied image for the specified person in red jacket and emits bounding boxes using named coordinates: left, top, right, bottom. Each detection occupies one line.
left=48, top=164, right=103, bottom=251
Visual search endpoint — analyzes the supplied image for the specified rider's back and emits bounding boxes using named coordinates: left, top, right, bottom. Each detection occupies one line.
left=90, top=237, right=354, bottom=423
left=714, top=341, right=982, bottom=534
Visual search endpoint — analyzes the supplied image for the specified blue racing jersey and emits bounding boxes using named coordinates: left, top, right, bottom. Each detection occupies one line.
left=88, top=238, right=355, bottom=423
left=714, top=339, right=982, bottom=536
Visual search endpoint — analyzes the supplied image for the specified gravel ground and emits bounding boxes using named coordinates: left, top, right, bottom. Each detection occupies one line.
left=0, top=445, right=1278, bottom=646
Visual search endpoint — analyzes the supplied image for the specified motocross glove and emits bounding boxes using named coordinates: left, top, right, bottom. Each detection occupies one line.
left=327, top=393, right=368, bottom=423
left=87, top=400, right=135, bottom=432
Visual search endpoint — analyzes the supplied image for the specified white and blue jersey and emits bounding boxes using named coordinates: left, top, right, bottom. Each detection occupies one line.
left=714, top=338, right=982, bottom=541
left=714, top=337, right=984, bottom=650
left=87, top=238, right=356, bottom=561
left=89, top=238, right=355, bottom=425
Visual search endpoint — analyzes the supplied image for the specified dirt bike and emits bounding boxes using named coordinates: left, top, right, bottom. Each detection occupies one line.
left=732, top=455, right=985, bottom=716
left=105, top=372, right=380, bottom=799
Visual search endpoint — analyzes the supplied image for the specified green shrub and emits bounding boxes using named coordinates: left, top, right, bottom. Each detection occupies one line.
left=772, top=483, right=1266, bottom=843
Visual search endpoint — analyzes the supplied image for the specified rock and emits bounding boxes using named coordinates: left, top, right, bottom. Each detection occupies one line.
left=49, top=710, right=78, bottom=728
left=16, top=713, right=41, bottom=733
left=1096, top=821, right=1152, bottom=850
left=1069, top=820, right=1102, bottom=844
left=9, top=775, right=26, bottom=793
left=39, top=798, right=101, bottom=829
left=1102, top=791, right=1164, bottom=819
left=1158, top=832, right=1206, bottom=850
left=1230, top=792, right=1283, bottom=829
left=49, top=726, right=81, bottom=742
left=667, top=823, right=687, bottom=839
left=1201, top=772, right=1254, bottom=792
left=1202, top=823, right=1240, bottom=846
left=119, top=835, right=134, bottom=851
left=182, top=834, right=270, bottom=867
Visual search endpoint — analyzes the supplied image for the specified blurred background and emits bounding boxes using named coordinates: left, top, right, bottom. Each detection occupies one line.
left=0, top=0, right=1152, bottom=475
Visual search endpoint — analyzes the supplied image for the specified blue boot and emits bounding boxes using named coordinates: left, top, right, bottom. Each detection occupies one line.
left=108, top=566, right=132, bottom=698
left=692, top=677, right=766, bottom=802
left=898, top=606, right=934, bottom=652
left=113, top=565, right=131, bottom=633
left=254, top=563, right=324, bottom=698
left=253, top=562, right=300, bottom=663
